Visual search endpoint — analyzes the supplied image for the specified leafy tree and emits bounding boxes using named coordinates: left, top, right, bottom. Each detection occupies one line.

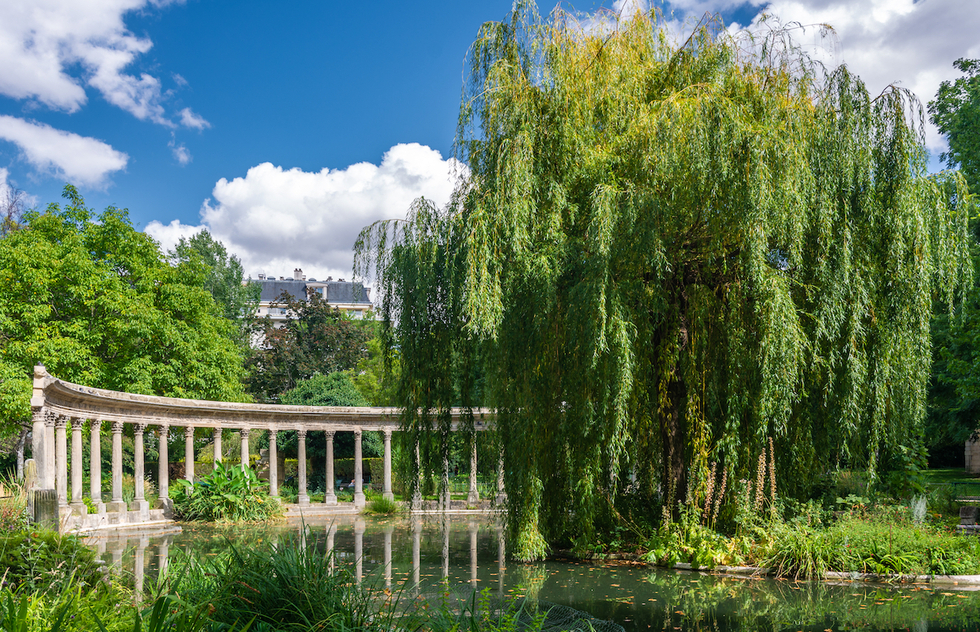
left=170, top=230, right=260, bottom=348
left=246, top=290, right=370, bottom=401
left=0, top=186, right=250, bottom=439
left=926, top=59, right=980, bottom=463
left=928, top=58, right=980, bottom=192
left=280, top=371, right=369, bottom=407
left=357, top=5, right=972, bottom=559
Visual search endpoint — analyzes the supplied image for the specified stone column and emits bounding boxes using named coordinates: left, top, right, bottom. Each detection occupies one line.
left=30, top=407, right=45, bottom=490
left=324, top=430, right=337, bottom=505
left=441, top=454, right=451, bottom=512
left=239, top=428, right=250, bottom=470
left=157, top=426, right=171, bottom=513
left=442, top=513, right=450, bottom=579
left=497, top=525, right=506, bottom=599
left=468, top=438, right=479, bottom=505
left=44, top=411, right=56, bottom=490
left=55, top=415, right=68, bottom=507
left=158, top=539, right=170, bottom=576
left=383, top=428, right=394, bottom=502
left=297, top=429, right=309, bottom=506
left=184, top=427, right=195, bottom=482
left=69, top=418, right=86, bottom=515
left=133, top=423, right=149, bottom=516
left=108, top=422, right=127, bottom=513
left=496, top=446, right=506, bottom=503
left=268, top=428, right=278, bottom=497
left=412, top=439, right=423, bottom=512
left=213, top=428, right=222, bottom=469
left=326, top=522, right=337, bottom=574
left=90, top=420, right=105, bottom=512
left=412, top=517, right=421, bottom=595
left=353, top=429, right=365, bottom=509
left=354, top=516, right=365, bottom=585
left=384, top=523, right=393, bottom=590
left=469, top=520, right=478, bottom=588
left=135, top=536, right=149, bottom=601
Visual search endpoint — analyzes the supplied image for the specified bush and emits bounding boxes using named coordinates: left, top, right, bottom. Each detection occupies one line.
left=0, top=473, right=28, bottom=532
left=172, top=461, right=283, bottom=522
left=0, top=528, right=104, bottom=593
left=364, top=496, right=399, bottom=515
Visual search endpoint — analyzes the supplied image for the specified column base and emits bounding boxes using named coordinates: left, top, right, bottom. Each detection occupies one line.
left=131, top=499, right=150, bottom=520
left=298, top=493, right=310, bottom=506
left=107, top=500, right=128, bottom=513
left=467, top=491, right=480, bottom=505
left=324, top=492, right=338, bottom=506
left=354, top=492, right=366, bottom=509
left=69, top=501, right=87, bottom=516
left=383, top=492, right=394, bottom=502
left=156, top=497, right=174, bottom=518
left=91, top=500, right=106, bottom=514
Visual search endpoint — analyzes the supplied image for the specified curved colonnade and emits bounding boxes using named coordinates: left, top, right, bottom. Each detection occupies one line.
left=27, top=366, right=492, bottom=532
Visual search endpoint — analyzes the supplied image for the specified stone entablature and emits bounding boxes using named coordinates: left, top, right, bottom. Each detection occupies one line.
left=28, top=365, right=494, bottom=533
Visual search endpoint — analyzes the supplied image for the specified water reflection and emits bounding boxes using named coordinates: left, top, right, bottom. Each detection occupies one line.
left=83, top=515, right=980, bottom=632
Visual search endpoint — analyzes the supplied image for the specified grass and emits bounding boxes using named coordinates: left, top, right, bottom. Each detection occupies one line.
left=363, top=496, right=399, bottom=515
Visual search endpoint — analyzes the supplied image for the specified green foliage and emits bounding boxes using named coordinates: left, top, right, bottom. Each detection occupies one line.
left=280, top=372, right=368, bottom=407
left=363, top=496, right=399, bottom=515
left=929, top=58, right=980, bottom=193
left=356, top=4, right=972, bottom=558
left=170, top=230, right=260, bottom=349
left=172, top=462, right=283, bottom=523
left=0, top=186, right=250, bottom=436
left=246, top=290, right=370, bottom=402
left=171, top=532, right=395, bottom=632
left=642, top=506, right=734, bottom=569
left=348, top=335, right=400, bottom=406
left=0, top=529, right=103, bottom=594
left=0, top=472, right=28, bottom=532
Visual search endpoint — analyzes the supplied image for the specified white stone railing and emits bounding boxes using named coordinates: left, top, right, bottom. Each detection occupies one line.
left=28, top=366, right=495, bottom=531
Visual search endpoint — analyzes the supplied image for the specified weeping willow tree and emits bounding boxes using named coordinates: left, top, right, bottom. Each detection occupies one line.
left=355, top=3, right=972, bottom=560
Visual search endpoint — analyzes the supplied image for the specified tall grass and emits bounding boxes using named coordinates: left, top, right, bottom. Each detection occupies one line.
left=0, top=471, right=28, bottom=532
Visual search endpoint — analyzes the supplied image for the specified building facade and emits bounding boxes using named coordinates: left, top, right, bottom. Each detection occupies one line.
left=254, top=268, right=373, bottom=324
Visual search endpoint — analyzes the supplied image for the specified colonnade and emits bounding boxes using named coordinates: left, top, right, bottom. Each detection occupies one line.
left=29, top=365, right=495, bottom=531
left=87, top=519, right=507, bottom=598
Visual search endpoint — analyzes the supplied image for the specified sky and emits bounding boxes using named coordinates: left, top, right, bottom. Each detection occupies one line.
left=1, top=0, right=979, bottom=283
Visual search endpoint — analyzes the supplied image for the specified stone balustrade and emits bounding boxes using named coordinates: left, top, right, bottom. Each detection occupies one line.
left=28, top=365, right=493, bottom=532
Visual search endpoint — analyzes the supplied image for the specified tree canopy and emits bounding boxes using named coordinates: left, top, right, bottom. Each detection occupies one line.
left=0, top=186, right=250, bottom=438
left=926, top=59, right=980, bottom=461
left=928, top=58, right=980, bottom=193
left=170, top=230, right=260, bottom=348
left=357, top=4, right=972, bottom=560
left=246, top=290, right=371, bottom=402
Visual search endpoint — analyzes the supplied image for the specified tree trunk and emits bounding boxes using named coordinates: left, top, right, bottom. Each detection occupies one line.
left=660, top=377, right=687, bottom=514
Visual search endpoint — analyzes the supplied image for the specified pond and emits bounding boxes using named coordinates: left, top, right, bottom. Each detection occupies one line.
left=84, top=514, right=980, bottom=632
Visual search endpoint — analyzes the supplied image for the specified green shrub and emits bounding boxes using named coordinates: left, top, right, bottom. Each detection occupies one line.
left=172, top=462, right=283, bottom=523
left=0, top=474, right=28, bottom=532
left=364, top=496, right=399, bottom=515
left=0, top=528, right=104, bottom=593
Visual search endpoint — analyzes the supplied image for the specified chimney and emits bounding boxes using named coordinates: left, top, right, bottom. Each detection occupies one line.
left=294, top=268, right=305, bottom=281
left=257, top=273, right=265, bottom=280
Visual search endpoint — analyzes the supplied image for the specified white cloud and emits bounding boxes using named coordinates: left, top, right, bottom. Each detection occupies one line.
left=0, top=115, right=128, bottom=187
left=146, top=143, right=463, bottom=281
left=0, top=0, right=187, bottom=125
left=168, top=135, right=190, bottom=165
left=179, top=107, right=210, bottom=130
left=731, top=0, right=980, bottom=152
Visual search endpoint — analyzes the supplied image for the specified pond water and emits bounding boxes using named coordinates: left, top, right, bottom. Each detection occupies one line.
left=84, top=514, right=980, bottom=632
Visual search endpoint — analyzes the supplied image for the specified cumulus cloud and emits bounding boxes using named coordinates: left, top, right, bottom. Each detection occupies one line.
left=0, top=115, right=128, bottom=187
left=168, top=135, right=190, bottom=165
left=146, top=143, right=463, bottom=280
left=0, top=0, right=188, bottom=125
left=741, top=0, right=980, bottom=151
left=179, top=107, right=210, bottom=130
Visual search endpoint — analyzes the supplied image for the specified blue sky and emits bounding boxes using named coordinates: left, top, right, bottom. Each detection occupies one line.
left=1, top=0, right=978, bottom=281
